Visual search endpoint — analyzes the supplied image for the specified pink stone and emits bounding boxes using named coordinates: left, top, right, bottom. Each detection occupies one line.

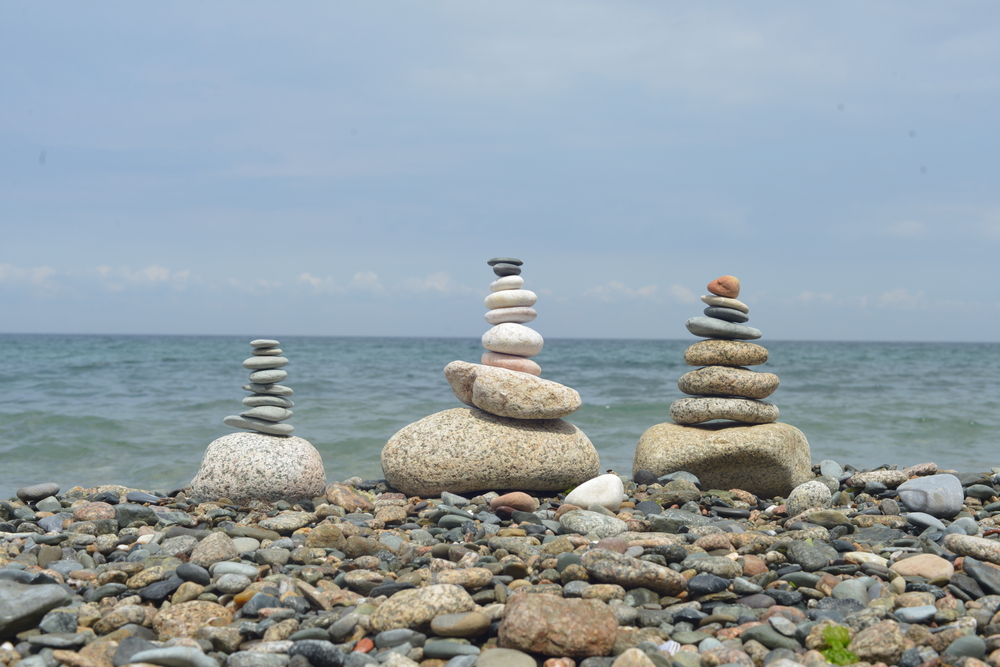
left=72, top=502, right=116, bottom=522
left=481, top=351, right=542, bottom=376
left=490, top=492, right=539, bottom=513
left=707, top=275, right=741, bottom=298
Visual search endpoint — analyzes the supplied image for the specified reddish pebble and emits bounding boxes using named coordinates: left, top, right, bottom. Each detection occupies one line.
left=544, top=659, right=576, bottom=667
left=707, top=275, right=741, bottom=298
left=482, top=351, right=542, bottom=376
left=553, top=504, right=581, bottom=520
left=490, top=492, right=538, bottom=513
left=354, top=638, right=374, bottom=653
left=594, top=537, right=628, bottom=553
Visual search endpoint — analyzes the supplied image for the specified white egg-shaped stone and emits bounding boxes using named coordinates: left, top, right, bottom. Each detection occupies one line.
left=484, top=307, right=537, bottom=325
left=490, top=275, right=524, bottom=292
left=481, top=323, right=544, bottom=358
left=484, top=289, right=537, bottom=310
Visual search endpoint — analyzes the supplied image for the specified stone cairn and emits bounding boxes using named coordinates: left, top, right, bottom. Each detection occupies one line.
left=223, top=339, right=294, bottom=436
left=633, top=275, right=812, bottom=498
left=189, top=338, right=326, bottom=504
left=381, top=257, right=600, bottom=496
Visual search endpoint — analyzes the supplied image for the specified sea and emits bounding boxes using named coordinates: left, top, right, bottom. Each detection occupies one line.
left=1, top=334, right=999, bottom=500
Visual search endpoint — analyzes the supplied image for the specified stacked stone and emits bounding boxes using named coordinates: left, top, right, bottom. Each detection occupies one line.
left=223, top=339, right=295, bottom=436
left=670, top=275, right=781, bottom=425
left=481, top=257, right=544, bottom=376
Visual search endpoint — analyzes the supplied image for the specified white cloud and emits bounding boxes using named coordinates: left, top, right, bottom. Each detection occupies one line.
left=96, top=265, right=192, bottom=291
left=878, top=288, right=926, bottom=310
left=226, top=278, right=282, bottom=295
left=884, top=220, right=927, bottom=238
left=583, top=280, right=660, bottom=303
left=669, top=284, right=697, bottom=304
left=348, top=271, right=384, bottom=293
left=400, top=271, right=473, bottom=295
left=0, top=263, right=58, bottom=289
left=298, top=272, right=344, bottom=294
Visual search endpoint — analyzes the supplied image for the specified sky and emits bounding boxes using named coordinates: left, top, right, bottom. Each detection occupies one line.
left=2, top=2, right=999, bottom=342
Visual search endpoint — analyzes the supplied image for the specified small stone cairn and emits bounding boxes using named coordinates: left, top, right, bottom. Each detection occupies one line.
left=633, top=275, right=812, bottom=497
left=189, top=339, right=326, bottom=504
left=223, top=339, right=295, bottom=436
left=382, top=257, right=600, bottom=496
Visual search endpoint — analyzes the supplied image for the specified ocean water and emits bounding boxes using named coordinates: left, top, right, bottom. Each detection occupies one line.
left=1, top=334, right=998, bottom=500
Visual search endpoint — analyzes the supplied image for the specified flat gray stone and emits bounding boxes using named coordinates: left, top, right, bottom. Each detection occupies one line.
left=223, top=415, right=294, bottom=436
left=248, top=369, right=288, bottom=384
left=669, top=397, right=778, bottom=424
left=250, top=339, right=280, bottom=348
left=685, top=317, right=761, bottom=340
left=243, top=383, right=294, bottom=396
left=904, top=512, right=947, bottom=531
left=251, top=348, right=283, bottom=356
left=242, top=395, right=294, bottom=408
left=16, top=483, right=61, bottom=502
left=897, top=474, right=963, bottom=518
left=0, top=580, right=72, bottom=638
left=240, top=406, right=292, bottom=423
left=703, top=306, right=748, bottom=323
left=558, top=510, right=627, bottom=539
left=243, top=356, right=289, bottom=370
left=129, top=646, right=220, bottom=667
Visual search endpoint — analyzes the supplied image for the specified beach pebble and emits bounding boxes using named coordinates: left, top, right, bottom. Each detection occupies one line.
left=700, top=294, right=749, bottom=313
left=240, top=406, right=293, bottom=423
left=564, top=474, right=625, bottom=512
left=248, top=369, right=289, bottom=384
left=669, top=397, right=778, bottom=424
left=896, top=474, right=964, bottom=517
left=370, top=584, right=475, bottom=632
left=703, top=306, right=748, bottom=323
left=581, top=549, right=687, bottom=596
left=16, top=482, right=61, bottom=502
left=492, top=263, right=522, bottom=277
left=223, top=415, right=294, bottom=436
left=251, top=347, right=283, bottom=356
left=685, top=317, right=762, bottom=340
left=484, top=290, right=537, bottom=310
left=129, top=646, right=219, bottom=667
left=498, top=594, right=617, bottom=656
left=490, top=276, right=524, bottom=292
left=242, top=395, right=295, bottom=408
left=683, top=339, right=768, bottom=367
left=243, top=356, right=289, bottom=370
left=250, top=339, right=280, bottom=348
left=487, top=257, right=523, bottom=266
left=429, top=611, right=490, bottom=638
left=485, top=307, right=538, bottom=325
left=243, top=383, right=294, bottom=396
left=707, top=275, right=741, bottom=298
left=481, top=323, right=544, bottom=358
left=677, top=366, right=778, bottom=399
left=889, top=553, right=954, bottom=581
left=819, top=460, right=844, bottom=477
left=471, top=365, right=580, bottom=419
left=558, top=510, right=627, bottom=538
left=943, top=534, right=1000, bottom=566
left=786, top=480, right=833, bottom=517
left=476, top=649, right=535, bottom=667
left=490, top=492, right=538, bottom=513
left=481, top=351, right=542, bottom=376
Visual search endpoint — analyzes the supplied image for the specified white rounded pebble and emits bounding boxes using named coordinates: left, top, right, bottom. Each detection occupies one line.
left=223, top=415, right=294, bottom=435
left=243, top=356, right=289, bottom=370
left=250, top=339, right=280, bottom=348
left=490, top=275, right=525, bottom=292
left=482, top=323, right=544, bottom=358
left=564, top=474, right=625, bottom=512
left=485, top=307, right=537, bottom=325
left=242, top=383, right=294, bottom=396
left=248, top=369, right=288, bottom=384
left=215, top=573, right=252, bottom=594
left=484, top=289, right=537, bottom=310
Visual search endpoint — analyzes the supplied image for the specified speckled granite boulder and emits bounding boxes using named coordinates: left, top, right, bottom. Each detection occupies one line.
left=189, top=432, right=327, bottom=504
left=381, top=407, right=599, bottom=496
left=444, top=361, right=581, bottom=419
left=670, top=397, right=778, bottom=424
left=677, top=366, right=779, bottom=399
left=684, top=339, right=769, bottom=367
left=633, top=421, right=811, bottom=498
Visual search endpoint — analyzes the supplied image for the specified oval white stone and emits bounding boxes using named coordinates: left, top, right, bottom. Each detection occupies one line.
left=481, top=323, right=544, bottom=357
left=489, top=276, right=525, bottom=292
left=484, top=289, right=537, bottom=310
left=485, top=307, right=537, bottom=325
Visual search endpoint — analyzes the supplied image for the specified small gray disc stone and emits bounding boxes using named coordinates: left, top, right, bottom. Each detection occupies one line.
left=243, top=383, right=294, bottom=396
left=703, top=306, right=749, bottom=323
left=189, top=432, right=326, bottom=504
left=685, top=317, right=762, bottom=340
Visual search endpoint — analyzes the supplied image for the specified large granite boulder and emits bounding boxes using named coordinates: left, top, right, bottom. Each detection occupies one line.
left=189, top=432, right=327, bottom=504
left=382, top=407, right=599, bottom=496
left=633, top=421, right=811, bottom=498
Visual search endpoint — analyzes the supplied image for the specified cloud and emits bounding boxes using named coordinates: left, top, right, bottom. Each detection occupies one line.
left=348, top=271, right=384, bottom=293
left=669, top=284, right=698, bottom=304
left=884, top=220, right=927, bottom=238
left=96, top=265, right=192, bottom=292
left=298, top=272, right=344, bottom=294
left=0, top=263, right=58, bottom=289
left=226, top=278, right=282, bottom=295
left=400, top=271, right=473, bottom=295
left=583, top=281, right=659, bottom=303
left=877, top=288, right=926, bottom=310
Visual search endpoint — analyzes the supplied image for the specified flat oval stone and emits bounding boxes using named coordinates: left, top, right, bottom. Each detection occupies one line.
left=242, top=395, right=294, bottom=408
left=686, top=317, right=761, bottom=340
left=493, top=263, right=521, bottom=277
left=704, top=306, right=748, bottom=323
left=223, top=415, right=294, bottom=436
left=444, top=361, right=580, bottom=419
left=240, top=406, right=292, bottom=423
left=678, top=366, right=778, bottom=399
left=684, top=339, right=768, bottom=366
left=243, top=383, right=294, bottom=396
left=248, top=369, right=288, bottom=384
left=700, top=295, right=749, bottom=313
left=485, top=307, right=537, bottom=325
left=17, top=483, right=61, bottom=502
left=487, top=257, right=523, bottom=266
left=669, top=397, right=778, bottom=425
left=250, top=339, right=280, bottom=348
left=481, top=323, right=543, bottom=358
left=430, top=611, right=491, bottom=638
left=243, top=356, right=289, bottom=370
left=490, top=276, right=524, bottom=292
left=707, top=276, right=740, bottom=298
left=251, top=348, right=283, bottom=356
left=481, top=352, right=541, bottom=376
left=484, top=290, right=537, bottom=310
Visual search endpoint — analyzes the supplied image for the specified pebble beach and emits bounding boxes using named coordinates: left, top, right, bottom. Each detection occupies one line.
left=3, top=461, right=1000, bottom=667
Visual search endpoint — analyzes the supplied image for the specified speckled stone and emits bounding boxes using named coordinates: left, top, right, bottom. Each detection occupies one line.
left=558, top=510, right=627, bottom=539
left=669, top=397, right=778, bottom=424
left=633, top=421, right=811, bottom=498
left=151, top=601, right=234, bottom=640
left=498, top=593, right=617, bottom=657
left=685, top=317, right=761, bottom=341
left=485, top=307, right=538, bottom=325
left=481, top=351, right=542, bottom=376
left=677, top=366, right=779, bottom=399
left=684, top=340, right=768, bottom=367
left=223, top=415, right=294, bottom=436
left=189, top=432, right=327, bottom=504
left=849, top=470, right=909, bottom=488
left=700, top=295, right=749, bottom=313
left=707, top=276, right=741, bottom=298
left=370, top=584, right=475, bottom=632
left=443, top=362, right=580, bottom=419
left=786, top=480, right=833, bottom=517
left=381, top=407, right=599, bottom=496
left=481, top=323, right=544, bottom=358
left=581, top=549, right=687, bottom=596
left=188, top=531, right=239, bottom=568
left=943, top=534, right=1000, bottom=566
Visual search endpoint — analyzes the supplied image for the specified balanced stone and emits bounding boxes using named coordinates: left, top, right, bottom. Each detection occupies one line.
left=487, top=257, right=523, bottom=266
left=381, top=407, right=598, bottom=496
left=243, top=356, right=289, bottom=370
left=685, top=317, right=761, bottom=340
left=703, top=306, right=748, bottom=323
left=481, top=351, right=542, bottom=376
left=484, top=290, right=537, bottom=310
left=700, top=295, right=749, bottom=313
left=684, top=340, right=768, bottom=366
left=242, top=395, right=294, bottom=408
left=670, top=397, right=778, bottom=424
left=485, top=307, right=537, bottom=325
left=482, top=323, right=544, bottom=357
left=634, top=421, right=811, bottom=498
left=240, top=406, right=293, bottom=422
left=243, top=383, right=294, bottom=396
left=490, top=276, right=524, bottom=292
left=251, top=347, right=283, bottom=356
left=250, top=339, right=280, bottom=348
left=444, top=361, right=580, bottom=419
left=493, top=263, right=522, bottom=277
left=707, top=276, right=741, bottom=298
left=248, top=369, right=288, bottom=384
left=677, top=366, right=779, bottom=399
left=223, top=415, right=294, bottom=436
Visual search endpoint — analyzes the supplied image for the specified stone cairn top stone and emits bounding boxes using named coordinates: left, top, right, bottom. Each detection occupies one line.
left=223, top=339, right=295, bottom=436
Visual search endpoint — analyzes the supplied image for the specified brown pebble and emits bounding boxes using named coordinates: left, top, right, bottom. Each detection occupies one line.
left=707, top=275, right=740, bottom=298
left=594, top=537, right=628, bottom=554
left=491, top=492, right=538, bottom=513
